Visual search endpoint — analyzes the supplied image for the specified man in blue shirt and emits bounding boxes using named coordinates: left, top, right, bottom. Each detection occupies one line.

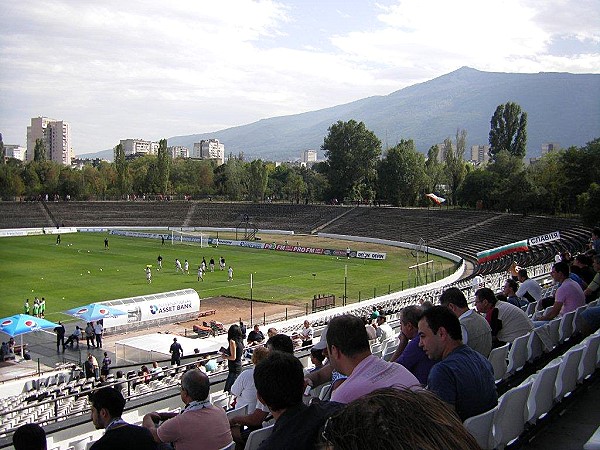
left=418, top=306, right=497, bottom=421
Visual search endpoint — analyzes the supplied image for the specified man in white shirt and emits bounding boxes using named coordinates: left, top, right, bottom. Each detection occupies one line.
left=516, top=268, right=543, bottom=303
left=375, top=315, right=394, bottom=342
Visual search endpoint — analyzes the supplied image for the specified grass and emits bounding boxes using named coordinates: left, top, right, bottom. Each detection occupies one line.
left=0, top=232, right=455, bottom=322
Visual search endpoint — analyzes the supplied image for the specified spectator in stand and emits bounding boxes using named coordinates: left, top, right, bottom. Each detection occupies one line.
left=389, top=305, right=436, bottom=386
left=101, top=352, right=111, bottom=377
left=418, top=306, right=498, bottom=421
left=369, top=306, right=379, bottom=320
left=536, top=261, right=586, bottom=323
left=222, top=324, right=244, bottom=393
left=89, top=387, right=156, bottom=450
left=325, top=315, right=419, bottom=404
left=143, top=369, right=231, bottom=450
left=267, top=327, right=278, bottom=339
left=300, top=320, right=314, bottom=347
left=247, top=325, right=265, bottom=346
left=229, top=333, right=295, bottom=448
left=362, top=316, right=377, bottom=340
left=253, top=351, right=343, bottom=450
left=321, top=388, right=480, bottom=450
left=571, top=254, right=596, bottom=286
left=309, top=348, right=325, bottom=373
left=475, top=288, right=534, bottom=346
left=517, top=268, right=543, bottom=303
left=590, top=227, right=600, bottom=254
left=169, top=337, right=183, bottom=366
left=149, top=361, right=163, bottom=379
left=439, top=287, right=492, bottom=357
left=584, top=254, right=600, bottom=302
left=374, top=315, right=394, bottom=342
left=230, top=346, right=269, bottom=412
left=508, top=261, right=520, bottom=281
left=13, top=423, right=47, bottom=450
left=503, top=278, right=528, bottom=308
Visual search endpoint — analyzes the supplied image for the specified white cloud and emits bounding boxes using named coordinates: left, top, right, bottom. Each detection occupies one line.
left=0, top=0, right=597, bottom=154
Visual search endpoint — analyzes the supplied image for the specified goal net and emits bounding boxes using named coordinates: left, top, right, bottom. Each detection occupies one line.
left=171, top=230, right=206, bottom=248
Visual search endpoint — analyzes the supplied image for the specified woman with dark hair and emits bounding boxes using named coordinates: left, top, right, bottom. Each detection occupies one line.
left=221, top=324, right=244, bottom=392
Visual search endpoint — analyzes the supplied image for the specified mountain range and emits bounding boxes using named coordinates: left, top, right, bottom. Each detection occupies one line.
left=81, top=67, right=600, bottom=162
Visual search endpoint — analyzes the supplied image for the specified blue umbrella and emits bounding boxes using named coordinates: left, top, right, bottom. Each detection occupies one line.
left=0, top=314, right=60, bottom=357
left=65, top=303, right=127, bottom=322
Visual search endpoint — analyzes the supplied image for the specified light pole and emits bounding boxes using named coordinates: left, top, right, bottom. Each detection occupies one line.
left=250, top=273, right=253, bottom=326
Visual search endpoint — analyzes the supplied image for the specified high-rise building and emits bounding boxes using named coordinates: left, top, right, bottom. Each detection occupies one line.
left=541, top=143, right=560, bottom=156
left=470, top=145, right=490, bottom=164
left=168, top=146, right=189, bottom=159
left=4, top=144, right=26, bottom=161
left=119, top=139, right=158, bottom=156
left=192, top=139, right=225, bottom=165
left=26, top=117, right=73, bottom=165
left=301, top=149, right=317, bottom=163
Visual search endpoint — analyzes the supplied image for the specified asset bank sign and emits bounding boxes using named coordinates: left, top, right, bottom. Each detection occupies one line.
left=528, top=231, right=560, bottom=246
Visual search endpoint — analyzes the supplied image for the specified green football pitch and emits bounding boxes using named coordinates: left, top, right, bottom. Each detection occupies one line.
left=0, top=232, right=455, bottom=321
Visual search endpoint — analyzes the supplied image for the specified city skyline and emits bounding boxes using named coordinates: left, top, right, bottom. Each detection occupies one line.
left=1, top=0, right=598, bottom=154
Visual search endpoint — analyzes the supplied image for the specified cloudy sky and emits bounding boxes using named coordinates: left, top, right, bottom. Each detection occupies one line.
left=1, top=0, right=599, bottom=155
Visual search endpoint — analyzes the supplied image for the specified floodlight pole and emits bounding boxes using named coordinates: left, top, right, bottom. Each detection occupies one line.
left=250, top=273, right=253, bottom=326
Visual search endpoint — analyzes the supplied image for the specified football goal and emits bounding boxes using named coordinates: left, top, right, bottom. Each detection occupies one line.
left=171, top=230, right=207, bottom=248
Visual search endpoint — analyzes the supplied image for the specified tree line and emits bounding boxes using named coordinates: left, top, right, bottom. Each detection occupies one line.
left=0, top=102, right=598, bottom=227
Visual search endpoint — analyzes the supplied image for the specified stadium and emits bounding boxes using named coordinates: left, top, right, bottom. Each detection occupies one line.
left=0, top=201, right=598, bottom=449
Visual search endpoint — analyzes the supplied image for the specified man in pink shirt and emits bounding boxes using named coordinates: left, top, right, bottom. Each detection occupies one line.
left=142, top=369, right=232, bottom=450
left=326, top=314, right=419, bottom=404
left=537, top=261, right=585, bottom=322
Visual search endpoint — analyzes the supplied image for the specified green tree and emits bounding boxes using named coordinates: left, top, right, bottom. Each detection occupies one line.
left=248, top=159, right=268, bottom=202
left=457, top=168, right=498, bottom=209
left=157, top=138, right=171, bottom=194
left=443, top=130, right=467, bottom=206
left=322, top=120, right=381, bottom=202
left=114, top=143, right=128, bottom=196
left=377, top=139, right=426, bottom=206
left=561, top=139, right=600, bottom=213
left=489, top=102, right=527, bottom=160
left=424, top=145, right=444, bottom=196
left=0, top=164, right=25, bottom=199
left=578, top=183, right=600, bottom=227
left=34, top=138, right=47, bottom=162
left=283, top=171, right=307, bottom=204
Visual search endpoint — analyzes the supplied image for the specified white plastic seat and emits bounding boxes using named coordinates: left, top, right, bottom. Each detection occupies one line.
left=558, top=310, right=576, bottom=344
left=573, top=305, right=588, bottom=335
left=488, top=343, right=509, bottom=381
left=506, top=334, right=529, bottom=376
left=382, top=347, right=397, bottom=362
left=525, top=361, right=561, bottom=424
left=547, top=318, right=561, bottom=349
left=525, top=302, right=537, bottom=316
left=492, top=380, right=533, bottom=449
left=244, top=424, right=274, bottom=450
left=226, top=404, right=248, bottom=420
left=218, top=442, right=235, bottom=450
left=554, top=345, right=584, bottom=402
left=527, top=330, right=544, bottom=362
left=464, top=407, right=495, bottom=450
left=578, top=334, right=600, bottom=382
left=370, top=343, right=382, bottom=353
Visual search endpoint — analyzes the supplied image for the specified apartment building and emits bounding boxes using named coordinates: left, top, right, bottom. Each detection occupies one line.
left=26, top=117, right=73, bottom=165
left=192, top=139, right=225, bottom=165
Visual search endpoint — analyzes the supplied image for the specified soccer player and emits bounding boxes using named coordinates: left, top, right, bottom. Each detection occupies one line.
left=197, top=266, right=204, bottom=282
left=184, top=259, right=189, bottom=275
left=175, top=259, right=182, bottom=273
left=157, top=255, right=163, bottom=271
left=228, top=266, right=233, bottom=282
left=145, top=266, right=152, bottom=284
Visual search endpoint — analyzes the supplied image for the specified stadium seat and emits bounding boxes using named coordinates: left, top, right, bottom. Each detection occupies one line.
left=488, top=342, right=509, bottom=382
left=525, top=301, right=537, bottom=316
left=527, top=331, right=544, bottom=362
left=525, top=360, right=561, bottom=424
left=578, top=334, right=600, bottom=383
left=226, top=404, right=248, bottom=420
left=573, top=305, right=588, bottom=335
left=492, top=380, right=533, bottom=449
left=547, top=318, right=561, bottom=349
left=219, top=442, right=235, bottom=450
left=244, top=424, right=274, bottom=450
left=558, top=310, right=576, bottom=344
left=506, top=334, right=529, bottom=376
left=464, top=407, right=495, bottom=450
left=584, top=425, right=600, bottom=450
left=554, top=345, right=584, bottom=402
